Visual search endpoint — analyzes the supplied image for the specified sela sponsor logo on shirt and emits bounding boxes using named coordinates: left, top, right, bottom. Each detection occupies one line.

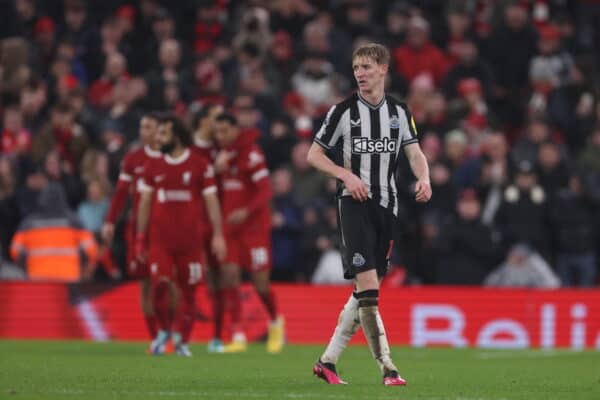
left=352, top=137, right=396, bottom=154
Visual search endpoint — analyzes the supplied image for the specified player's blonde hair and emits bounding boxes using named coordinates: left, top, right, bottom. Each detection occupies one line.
left=352, top=43, right=390, bottom=65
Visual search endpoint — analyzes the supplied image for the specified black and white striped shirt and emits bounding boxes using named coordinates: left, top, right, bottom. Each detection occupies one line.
left=314, top=92, right=419, bottom=216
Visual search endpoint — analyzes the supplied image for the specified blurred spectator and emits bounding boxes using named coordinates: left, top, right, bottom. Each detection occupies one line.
left=1, top=104, right=32, bottom=158
left=298, top=203, right=337, bottom=280
left=144, top=38, right=190, bottom=110
left=493, top=160, right=550, bottom=258
left=484, top=243, right=560, bottom=288
left=60, top=0, right=101, bottom=81
left=270, top=0, right=315, bottom=38
left=443, top=129, right=480, bottom=189
left=550, top=174, right=597, bottom=287
left=380, top=1, right=410, bottom=48
left=443, top=39, right=495, bottom=101
left=484, top=3, right=537, bottom=114
left=0, top=38, right=31, bottom=98
left=77, top=178, right=109, bottom=234
left=393, top=16, right=448, bottom=87
left=577, top=125, right=600, bottom=174
left=420, top=90, right=451, bottom=135
left=434, top=189, right=502, bottom=284
left=14, top=0, right=39, bottom=40
left=42, top=150, right=85, bottom=209
left=19, top=78, right=48, bottom=132
left=536, top=141, right=570, bottom=197
left=511, top=117, right=553, bottom=165
left=289, top=140, right=328, bottom=207
left=233, top=7, right=272, bottom=56
left=343, top=0, right=379, bottom=40
left=441, top=4, right=475, bottom=67
left=259, top=116, right=296, bottom=170
left=292, top=52, right=337, bottom=112
left=407, top=73, right=435, bottom=125
left=88, top=52, right=129, bottom=108
left=10, top=183, right=97, bottom=282
left=31, top=103, right=89, bottom=172
left=31, top=16, right=57, bottom=77
left=0, top=157, right=20, bottom=259
left=528, top=24, right=581, bottom=129
left=422, top=161, right=457, bottom=219
left=193, top=56, right=227, bottom=106
left=193, top=0, right=225, bottom=57
left=268, top=30, right=296, bottom=91
left=270, top=168, right=302, bottom=281
left=479, top=133, right=513, bottom=224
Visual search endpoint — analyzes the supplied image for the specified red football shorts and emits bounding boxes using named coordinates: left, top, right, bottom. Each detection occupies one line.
left=224, top=231, right=272, bottom=272
left=148, top=245, right=205, bottom=287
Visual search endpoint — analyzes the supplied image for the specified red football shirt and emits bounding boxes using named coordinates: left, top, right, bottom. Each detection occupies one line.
left=105, top=145, right=162, bottom=225
left=141, top=148, right=216, bottom=252
left=220, top=141, right=272, bottom=236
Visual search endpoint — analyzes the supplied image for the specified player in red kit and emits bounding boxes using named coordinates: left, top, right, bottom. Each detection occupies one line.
left=137, top=114, right=226, bottom=356
left=213, top=113, right=284, bottom=354
left=192, top=103, right=229, bottom=353
left=101, top=113, right=162, bottom=342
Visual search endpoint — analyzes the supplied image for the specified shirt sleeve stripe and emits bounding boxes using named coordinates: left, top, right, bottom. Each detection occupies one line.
left=138, top=180, right=154, bottom=192
left=119, top=173, right=133, bottom=182
left=202, top=186, right=218, bottom=195
left=401, top=138, right=419, bottom=147
left=313, top=137, right=331, bottom=149
left=251, top=169, right=269, bottom=182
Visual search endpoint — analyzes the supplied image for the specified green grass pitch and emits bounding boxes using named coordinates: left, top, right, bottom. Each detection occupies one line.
left=0, top=340, right=598, bottom=399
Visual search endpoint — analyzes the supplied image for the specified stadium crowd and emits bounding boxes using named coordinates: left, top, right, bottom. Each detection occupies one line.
left=1, top=0, right=600, bottom=287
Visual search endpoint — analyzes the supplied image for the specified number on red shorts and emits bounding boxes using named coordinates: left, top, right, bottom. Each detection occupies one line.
left=250, top=247, right=268, bottom=269
left=188, top=262, right=202, bottom=284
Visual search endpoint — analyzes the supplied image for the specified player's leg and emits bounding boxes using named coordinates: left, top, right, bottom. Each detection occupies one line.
left=171, top=253, right=203, bottom=357
left=126, top=224, right=157, bottom=340
left=148, top=246, right=177, bottom=355
left=246, top=236, right=285, bottom=353
left=140, top=277, right=157, bottom=338
left=221, top=261, right=245, bottom=352
left=353, top=204, right=405, bottom=386
left=314, top=197, right=369, bottom=384
left=204, top=238, right=225, bottom=352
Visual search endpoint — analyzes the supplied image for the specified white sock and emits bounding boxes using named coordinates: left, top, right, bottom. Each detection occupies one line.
left=320, top=293, right=360, bottom=364
left=358, top=303, right=397, bottom=375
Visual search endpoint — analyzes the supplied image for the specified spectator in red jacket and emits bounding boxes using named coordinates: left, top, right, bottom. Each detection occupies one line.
left=393, top=16, right=448, bottom=86
left=1, top=104, right=31, bottom=158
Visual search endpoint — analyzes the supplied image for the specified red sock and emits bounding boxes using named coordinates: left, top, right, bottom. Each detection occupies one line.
left=144, top=314, right=157, bottom=338
left=213, top=289, right=225, bottom=340
left=224, top=287, right=242, bottom=334
left=176, top=285, right=196, bottom=343
left=258, top=290, right=277, bottom=321
left=153, top=281, right=172, bottom=332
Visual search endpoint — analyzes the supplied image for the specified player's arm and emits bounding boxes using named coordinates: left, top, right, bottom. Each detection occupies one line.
left=228, top=150, right=272, bottom=224
left=307, top=142, right=368, bottom=201
left=403, top=143, right=431, bottom=202
left=102, top=155, right=133, bottom=243
left=204, top=189, right=227, bottom=262
left=135, top=183, right=153, bottom=261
